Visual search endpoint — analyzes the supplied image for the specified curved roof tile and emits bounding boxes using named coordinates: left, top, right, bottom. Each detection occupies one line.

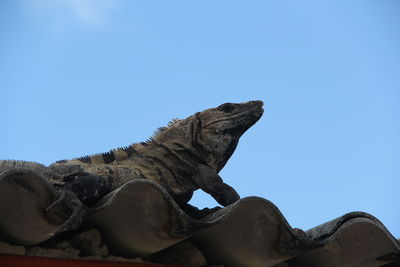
left=0, top=168, right=399, bottom=266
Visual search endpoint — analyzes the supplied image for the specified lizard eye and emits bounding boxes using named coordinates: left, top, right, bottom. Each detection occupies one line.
left=218, top=103, right=235, bottom=113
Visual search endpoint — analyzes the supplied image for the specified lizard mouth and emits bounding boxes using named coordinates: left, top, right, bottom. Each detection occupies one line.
left=232, top=101, right=263, bottom=133
left=249, top=100, right=264, bottom=119
left=203, top=100, right=264, bottom=132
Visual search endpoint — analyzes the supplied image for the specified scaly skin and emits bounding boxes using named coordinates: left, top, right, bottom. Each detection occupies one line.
left=1, top=101, right=264, bottom=210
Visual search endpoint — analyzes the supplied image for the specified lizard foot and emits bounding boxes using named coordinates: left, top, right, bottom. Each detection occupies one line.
left=178, top=203, right=222, bottom=219
left=45, top=190, right=86, bottom=234
left=293, top=228, right=307, bottom=239
left=209, top=182, right=240, bottom=207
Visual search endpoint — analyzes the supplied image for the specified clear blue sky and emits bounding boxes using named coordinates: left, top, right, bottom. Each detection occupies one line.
left=1, top=1, right=399, bottom=237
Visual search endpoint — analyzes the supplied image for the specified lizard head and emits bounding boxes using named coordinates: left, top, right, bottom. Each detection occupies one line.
left=152, top=100, right=263, bottom=172
left=193, top=100, right=264, bottom=172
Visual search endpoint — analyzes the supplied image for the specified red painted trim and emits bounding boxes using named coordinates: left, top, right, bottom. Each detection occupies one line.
left=0, top=254, right=183, bottom=267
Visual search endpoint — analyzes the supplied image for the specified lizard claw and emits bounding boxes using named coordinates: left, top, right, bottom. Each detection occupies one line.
left=178, top=203, right=222, bottom=219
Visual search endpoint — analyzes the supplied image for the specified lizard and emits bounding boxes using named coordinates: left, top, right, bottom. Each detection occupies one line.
left=1, top=100, right=264, bottom=219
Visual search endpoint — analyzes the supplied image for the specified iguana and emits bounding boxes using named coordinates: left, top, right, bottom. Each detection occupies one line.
left=1, top=101, right=264, bottom=215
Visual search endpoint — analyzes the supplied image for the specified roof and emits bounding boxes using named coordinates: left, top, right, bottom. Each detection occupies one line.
left=0, top=168, right=399, bottom=266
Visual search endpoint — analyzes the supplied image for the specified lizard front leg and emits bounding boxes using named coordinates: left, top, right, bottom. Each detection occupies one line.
left=194, top=164, right=240, bottom=207
left=62, top=172, right=112, bottom=206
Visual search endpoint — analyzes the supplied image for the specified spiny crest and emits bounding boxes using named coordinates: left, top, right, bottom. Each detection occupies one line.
left=64, top=143, right=140, bottom=165
left=1, top=159, right=44, bottom=165
left=146, top=118, right=182, bottom=142
left=69, top=151, right=114, bottom=164
left=0, top=160, right=48, bottom=175
left=167, top=118, right=181, bottom=127
left=74, top=155, right=92, bottom=164
left=59, top=118, right=185, bottom=164
left=146, top=126, right=167, bottom=142
left=121, top=144, right=137, bottom=157
left=101, top=151, right=115, bottom=164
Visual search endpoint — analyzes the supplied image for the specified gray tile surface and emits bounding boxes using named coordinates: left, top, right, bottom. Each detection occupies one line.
left=0, top=168, right=399, bottom=266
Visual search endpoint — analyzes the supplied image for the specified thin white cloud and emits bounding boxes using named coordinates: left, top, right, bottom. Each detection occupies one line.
left=32, top=0, right=118, bottom=26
